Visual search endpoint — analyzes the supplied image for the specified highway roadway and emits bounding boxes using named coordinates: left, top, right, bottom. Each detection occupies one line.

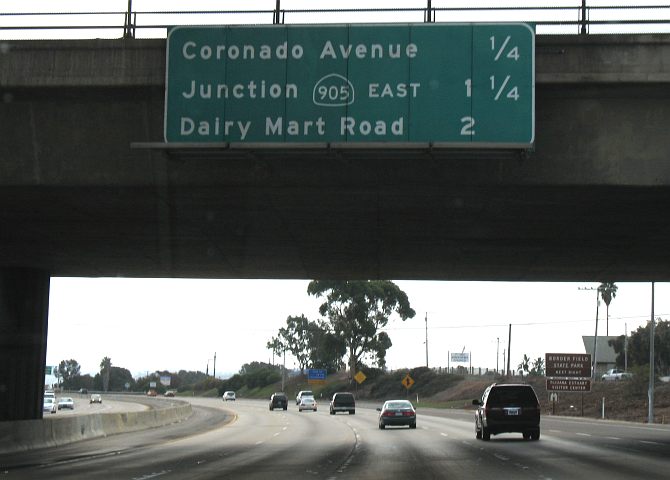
left=45, top=393, right=149, bottom=416
left=1, top=397, right=669, bottom=479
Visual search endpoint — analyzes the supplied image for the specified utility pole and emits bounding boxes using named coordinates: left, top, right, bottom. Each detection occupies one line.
left=213, top=352, right=217, bottom=379
left=281, top=348, right=286, bottom=392
left=625, top=323, right=628, bottom=372
left=649, top=282, right=656, bottom=424
left=506, top=324, right=512, bottom=376
left=496, top=337, right=500, bottom=374
left=592, top=292, right=600, bottom=380
left=425, top=312, right=429, bottom=368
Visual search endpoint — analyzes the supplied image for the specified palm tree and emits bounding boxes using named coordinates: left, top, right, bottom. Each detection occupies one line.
left=517, top=354, right=530, bottom=377
left=598, top=282, right=618, bottom=336
left=100, top=356, right=112, bottom=392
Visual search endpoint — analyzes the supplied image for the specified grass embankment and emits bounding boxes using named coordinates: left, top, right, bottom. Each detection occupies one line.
left=183, top=367, right=670, bottom=423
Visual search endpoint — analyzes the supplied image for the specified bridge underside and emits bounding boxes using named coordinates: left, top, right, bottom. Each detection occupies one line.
left=1, top=173, right=668, bottom=281
left=2, top=37, right=670, bottom=282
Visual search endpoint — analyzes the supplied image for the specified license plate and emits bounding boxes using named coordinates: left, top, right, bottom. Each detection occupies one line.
left=395, top=412, right=403, bottom=416
left=505, top=408, right=520, bottom=416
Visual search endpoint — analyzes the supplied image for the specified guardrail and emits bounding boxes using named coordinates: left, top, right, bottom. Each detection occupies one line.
left=1, top=2, right=670, bottom=39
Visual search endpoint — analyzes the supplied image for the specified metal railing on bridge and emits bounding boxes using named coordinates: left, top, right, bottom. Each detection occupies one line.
left=1, top=1, right=670, bottom=40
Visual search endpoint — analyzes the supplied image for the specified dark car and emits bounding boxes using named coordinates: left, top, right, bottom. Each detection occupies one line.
left=377, top=399, right=416, bottom=429
left=269, top=392, right=288, bottom=411
left=330, top=392, right=355, bottom=415
left=473, top=383, right=541, bottom=441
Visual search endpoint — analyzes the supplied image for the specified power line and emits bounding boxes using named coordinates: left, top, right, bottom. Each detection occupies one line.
left=380, top=313, right=667, bottom=331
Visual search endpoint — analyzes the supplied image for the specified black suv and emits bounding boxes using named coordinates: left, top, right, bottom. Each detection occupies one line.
left=473, top=383, right=540, bottom=441
left=329, top=392, right=355, bottom=415
left=269, top=392, right=288, bottom=411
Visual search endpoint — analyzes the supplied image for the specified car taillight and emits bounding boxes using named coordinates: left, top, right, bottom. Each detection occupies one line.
left=383, top=411, right=395, bottom=417
left=403, top=411, right=414, bottom=417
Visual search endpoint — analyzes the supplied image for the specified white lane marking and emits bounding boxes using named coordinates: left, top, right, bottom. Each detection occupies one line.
left=440, top=433, right=449, bottom=437
left=273, top=432, right=280, bottom=437
left=132, top=471, right=170, bottom=480
left=514, top=463, right=529, bottom=470
left=494, top=453, right=510, bottom=461
left=605, top=436, right=621, bottom=440
left=640, top=440, right=663, bottom=446
left=255, top=441, right=264, bottom=445
left=548, top=429, right=562, bottom=433
left=576, top=433, right=592, bottom=437
left=282, top=426, right=288, bottom=431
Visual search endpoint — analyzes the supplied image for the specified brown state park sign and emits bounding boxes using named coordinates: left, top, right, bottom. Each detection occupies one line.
left=545, top=353, right=591, bottom=378
left=545, top=352, right=592, bottom=392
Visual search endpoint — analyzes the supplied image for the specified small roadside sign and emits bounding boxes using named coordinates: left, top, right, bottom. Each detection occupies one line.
left=354, top=371, right=367, bottom=384
left=402, top=374, right=415, bottom=390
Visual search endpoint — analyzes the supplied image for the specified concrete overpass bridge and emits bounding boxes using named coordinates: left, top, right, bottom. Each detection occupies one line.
left=1, top=32, right=670, bottom=420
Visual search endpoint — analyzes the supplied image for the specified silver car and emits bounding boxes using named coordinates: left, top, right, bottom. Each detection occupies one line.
left=298, top=396, right=317, bottom=412
left=43, top=397, right=57, bottom=414
left=58, top=396, right=75, bottom=410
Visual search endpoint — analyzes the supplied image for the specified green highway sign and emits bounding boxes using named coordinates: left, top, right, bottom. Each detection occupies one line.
left=165, top=23, right=534, bottom=146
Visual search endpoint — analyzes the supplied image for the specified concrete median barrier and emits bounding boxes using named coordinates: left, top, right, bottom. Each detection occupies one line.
left=0, top=399, right=192, bottom=453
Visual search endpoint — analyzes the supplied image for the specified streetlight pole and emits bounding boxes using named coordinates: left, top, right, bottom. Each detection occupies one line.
left=425, top=312, right=429, bottom=368
left=579, top=286, right=600, bottom=380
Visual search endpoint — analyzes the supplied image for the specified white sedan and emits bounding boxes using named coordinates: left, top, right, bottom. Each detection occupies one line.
left=58, top=396, right=75, bottom=410
left=43, top=397, right=57, bottom=414
left=298, top=396, right=317, bottom=412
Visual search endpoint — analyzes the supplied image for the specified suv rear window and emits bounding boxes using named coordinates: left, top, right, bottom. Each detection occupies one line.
left=487, top=386, right=537, bottom=407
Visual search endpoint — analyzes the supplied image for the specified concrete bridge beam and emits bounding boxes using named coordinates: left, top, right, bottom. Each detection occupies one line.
left=0, top=268, right=50, bottom=421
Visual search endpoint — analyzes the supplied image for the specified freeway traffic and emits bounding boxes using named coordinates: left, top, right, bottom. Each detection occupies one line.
left=2, top=397, right=669, bottom=479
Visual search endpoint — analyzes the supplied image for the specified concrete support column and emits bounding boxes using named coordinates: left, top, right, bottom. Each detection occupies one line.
left=0, top=268, right=50, bottom=421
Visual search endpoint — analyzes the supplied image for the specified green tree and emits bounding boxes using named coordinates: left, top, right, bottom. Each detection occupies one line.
left=109, top=366, right=134, bottom=391
left=266, top=336, right=286, bottom=366
left=57, top=359, right=81, bottom=389
left=609, top=319, right=670, bottom=374
left=530, top=357, right=545, bottom=376
left=598, top=282, right=617, bottom=336
left=239, top=362, right=281, bottom=389
left=307, top=320, right=346, bottom=372
left=277, top=315, right=313, bottom=374
left=100, top=356, right=112, bottom=392
left=307, top=280, right=415, bottom=379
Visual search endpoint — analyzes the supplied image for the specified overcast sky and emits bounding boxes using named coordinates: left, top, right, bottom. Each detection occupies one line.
left=9, top=1, right=666, bottom=379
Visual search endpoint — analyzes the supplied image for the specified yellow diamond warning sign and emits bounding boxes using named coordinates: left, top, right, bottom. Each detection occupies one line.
left=354, top=371, right=367, bottom=384
left=402, top=374, right=415, bottom=390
